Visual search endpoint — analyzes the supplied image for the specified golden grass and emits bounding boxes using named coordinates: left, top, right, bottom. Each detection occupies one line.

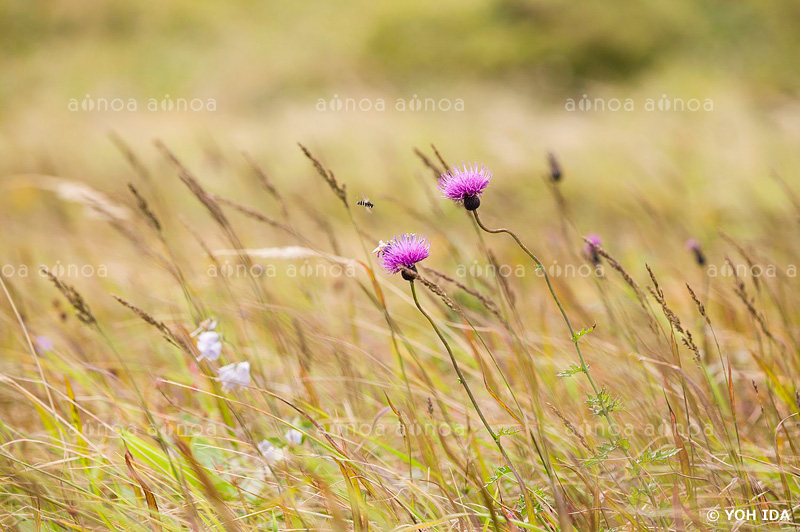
left=1, top=109, right=800, bottom=531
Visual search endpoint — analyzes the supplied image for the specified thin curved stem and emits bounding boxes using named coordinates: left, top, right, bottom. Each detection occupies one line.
left=408, top=280, right=532, bottom=515
left=472, top=210, right=600, bottom=395
left=472, top=209, right=666, bottom=528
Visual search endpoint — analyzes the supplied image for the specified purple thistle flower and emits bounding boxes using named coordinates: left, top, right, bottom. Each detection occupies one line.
left=584, top=234, right=602, bottom=265
left=439, top=163, right=492, bottom=210
left=685, top=238, right=706, bottom=266
left=376, top=233, right=430, bottom=280
left=34, top=335, right=54, bottom=353
left=547, top=151, right=562, bottom=182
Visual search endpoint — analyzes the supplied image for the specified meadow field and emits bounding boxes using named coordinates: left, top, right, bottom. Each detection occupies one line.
left=2, top=1, right=800, bottom=530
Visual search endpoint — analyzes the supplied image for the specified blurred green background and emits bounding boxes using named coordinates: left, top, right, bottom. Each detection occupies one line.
left=0, top=0, right=800, bottom=107
left=1, top=0, right=799, bottom=225
left=2, top=4, right=800, bottom=528
left=3, top=0, right=800, bottom=103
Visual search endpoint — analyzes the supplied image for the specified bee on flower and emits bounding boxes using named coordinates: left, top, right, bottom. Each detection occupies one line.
left=375, top=233, right=430, bottom=281
left=373, top=240, right=390, bottom=257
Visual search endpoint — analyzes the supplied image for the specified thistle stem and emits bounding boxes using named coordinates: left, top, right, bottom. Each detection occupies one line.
left=472, top=209, right=665, bottom=527
left=472, top=210, right=600, bottom=394
left=408, top=280, right=531, bottom=515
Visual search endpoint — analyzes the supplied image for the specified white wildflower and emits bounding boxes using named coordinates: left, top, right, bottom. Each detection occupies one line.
left=285, top=428, right=303, bottom=445
left=258, top=440, right=286, bottom=464
left=218, top=361, right=250, bottom=391
left=196, top=331, right=222, bottom=361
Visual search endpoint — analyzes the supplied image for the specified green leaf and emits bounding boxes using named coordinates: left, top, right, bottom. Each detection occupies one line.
left=638, top=446, right=680, bottom=464
left=586, top=388, right=622, bottom=416
left=486, top=466, right=510, bottom=485
left=583, top=441, right=620, bottom=467
left=557, top=363, right=588, bottom=377
left=497, top=427, right=520, bottom=437
left=571, top=324, right=596, bottom=342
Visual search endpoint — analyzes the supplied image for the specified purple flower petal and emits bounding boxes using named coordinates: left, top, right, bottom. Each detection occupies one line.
left=584, top=234, right=601, bottom=264
left=439, top=163, right=492, bottom=202
left=376, top=233, right=430, bottom=274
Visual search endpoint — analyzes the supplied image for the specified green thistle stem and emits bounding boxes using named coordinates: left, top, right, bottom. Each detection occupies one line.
left=472, top=209, right=666, bottom=527
left=408, top=279, right=532, bottom=518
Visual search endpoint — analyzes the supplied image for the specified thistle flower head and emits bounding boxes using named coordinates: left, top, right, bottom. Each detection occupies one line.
left=685, top=238, right=706, bottom=266
left=584, top=234, right=602, bottom=264
left=218, top=361, right=250, bottom=391
left=547, top=151, right=562, bottom=182
left=439, top=163, right=492, bottom=210
left=376, top=233, right=430, bottom=279
left=196, top=331, right=222, bottom=361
